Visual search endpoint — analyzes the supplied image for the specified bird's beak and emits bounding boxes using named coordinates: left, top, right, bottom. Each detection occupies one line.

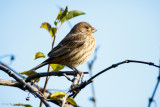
left=91, top=27, right=97, bottom=33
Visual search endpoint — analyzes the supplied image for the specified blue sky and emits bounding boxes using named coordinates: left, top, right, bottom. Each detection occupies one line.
left=0, top=0, right=160, bottom=107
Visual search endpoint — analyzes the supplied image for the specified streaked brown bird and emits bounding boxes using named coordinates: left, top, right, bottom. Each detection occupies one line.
left=30, top=22, right=96, bottom=74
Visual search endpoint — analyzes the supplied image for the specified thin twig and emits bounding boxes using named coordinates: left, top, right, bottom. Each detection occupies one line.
left=0, top=54, right=14, bottom=59
left=87, top=46, right=99, bottom=107
left=0, top=54, right=15, bottom=65
left=148, top=60, right=160, bottom=107
left=0, top=66, right=51, bottom=107
left=63, top=73, right=73, bottom=82
left=0, top=61, right=25, bottom=79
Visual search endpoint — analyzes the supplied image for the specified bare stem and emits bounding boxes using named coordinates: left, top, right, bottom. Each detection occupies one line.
left=40, top=65, right=51, bottom=107
left=40, top=24, right=62, bottom=107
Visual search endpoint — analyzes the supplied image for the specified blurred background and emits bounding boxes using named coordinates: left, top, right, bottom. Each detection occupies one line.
left=0, top=0, right=160, bottom=107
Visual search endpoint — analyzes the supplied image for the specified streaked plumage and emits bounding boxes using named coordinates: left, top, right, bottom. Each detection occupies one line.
left=30, top=22, right=96, bottom=72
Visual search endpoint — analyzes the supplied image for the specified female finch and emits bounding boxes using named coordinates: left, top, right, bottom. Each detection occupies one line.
left=30, top=22, right=96, bottom=74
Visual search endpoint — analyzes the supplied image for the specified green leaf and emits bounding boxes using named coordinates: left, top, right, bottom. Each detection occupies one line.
left=40, top=22, right=54, bottom=37
left=67, top=97, right=77, bottom=106
left=54, top=20, right=59, bottom=26
left=52, top=27, right=56, bottom=36
left=50, top=64, right=64, bottom=72
left=56, top=8, right=63, bottom=20
left=54, top=8, right=63, bottom=26
left=60, top=6, right=68, bottom=20
left=50, top=91, right=66, bottom=99
left=13, top=103, right=32, bottom=107
left=50, top=91, right=77, bottom=106
left=54, top=6, right=85, bottom=25
left=19, top=71, right=40, bottom=83
left=61, top=10, right=85, bottom=24
left=34, top=52, right=45, bottom=60
left=19, top=70, right=37, bottom=76
left=54, top=6, right=68, bottom=26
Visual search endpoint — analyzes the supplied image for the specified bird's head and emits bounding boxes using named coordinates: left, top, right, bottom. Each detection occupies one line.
left=71, top=22, right=97, bottom=34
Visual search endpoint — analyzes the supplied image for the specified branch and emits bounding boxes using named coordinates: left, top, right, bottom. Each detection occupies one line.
left=0, top=79, right=64, bottom=106
left=69, top=60, right=160, bottom=98
left=0, top=66, right=51, bottom=107
left=0, top=79, right=21, bottom=88
left=1, top=59, right=159, bottom=107
left=25, top=71, right=88, bottom=82
left=61, top=92, right=71, bottom=107
left=87, top=60, right=159, bottom=84
left=61, top=73, right=84, bottom=107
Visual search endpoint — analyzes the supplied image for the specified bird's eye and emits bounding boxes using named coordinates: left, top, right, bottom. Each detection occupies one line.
left=85, top=26, right=89, bottom=29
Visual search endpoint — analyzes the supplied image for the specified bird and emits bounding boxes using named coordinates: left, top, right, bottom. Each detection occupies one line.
left=29, top=22, right=96, bottom=74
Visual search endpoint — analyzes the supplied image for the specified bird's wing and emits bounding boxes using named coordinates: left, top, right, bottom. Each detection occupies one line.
left=48, top=33, right=88, bottom=58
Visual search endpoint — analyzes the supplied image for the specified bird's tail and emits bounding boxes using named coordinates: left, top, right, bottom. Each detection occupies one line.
left=29, top=61, right=48, bottom=71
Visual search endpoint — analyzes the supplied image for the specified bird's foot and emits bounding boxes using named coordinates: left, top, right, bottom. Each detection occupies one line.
left=70, top=66, right=82, bottom=75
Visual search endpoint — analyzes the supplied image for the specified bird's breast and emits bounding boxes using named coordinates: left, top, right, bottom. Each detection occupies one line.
left=51, top=35, right=96, bottom=67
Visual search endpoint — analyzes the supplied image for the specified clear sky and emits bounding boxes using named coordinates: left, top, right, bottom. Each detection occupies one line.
left=0, top=0, right=160, bottom=107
